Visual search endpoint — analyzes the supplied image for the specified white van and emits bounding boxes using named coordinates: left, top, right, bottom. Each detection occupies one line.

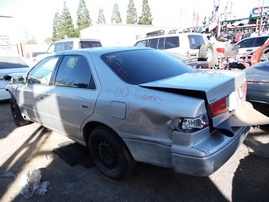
left=134, top=33, right=216, bottom=66
left=35, top=38, right=102, bottom=65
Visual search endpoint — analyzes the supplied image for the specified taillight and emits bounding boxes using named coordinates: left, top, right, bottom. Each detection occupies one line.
left=210, top=96, right=229, bottom=117
left=216, top=48, right=225, bottom=54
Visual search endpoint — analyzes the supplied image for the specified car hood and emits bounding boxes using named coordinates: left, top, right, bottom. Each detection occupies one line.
left=140, top=69, right=246, bottom=105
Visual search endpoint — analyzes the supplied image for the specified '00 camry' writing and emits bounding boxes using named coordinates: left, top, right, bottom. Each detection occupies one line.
left=135, top=90, right=164, bottom=104
left=115, top=87, right=164, bottom=104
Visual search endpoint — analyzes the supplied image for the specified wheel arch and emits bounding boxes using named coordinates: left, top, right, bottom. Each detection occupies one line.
left=82, top=121, right=133, bottom=156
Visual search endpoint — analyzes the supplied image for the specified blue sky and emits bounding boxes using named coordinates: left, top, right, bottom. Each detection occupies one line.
left=1, top=0, right=269, bottom=39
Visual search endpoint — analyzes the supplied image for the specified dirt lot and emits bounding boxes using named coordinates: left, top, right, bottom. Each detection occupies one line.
left=0, top=99, right=269, bottom=202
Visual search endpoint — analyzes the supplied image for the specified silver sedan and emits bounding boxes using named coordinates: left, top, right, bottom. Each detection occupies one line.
left=5, top=47, right=252, bottom=179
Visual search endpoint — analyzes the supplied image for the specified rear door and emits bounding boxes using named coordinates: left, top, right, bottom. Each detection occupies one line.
left=46, top=52, right=100, bottom=141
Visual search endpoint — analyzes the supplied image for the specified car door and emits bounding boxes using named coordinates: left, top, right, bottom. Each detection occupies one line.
left=46, top=53, right=100, bottom=142
left=17, top=55, right=61, bottom=128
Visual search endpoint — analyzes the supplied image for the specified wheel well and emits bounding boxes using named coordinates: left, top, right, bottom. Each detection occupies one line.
left=83, top=122, right=125, bottom=148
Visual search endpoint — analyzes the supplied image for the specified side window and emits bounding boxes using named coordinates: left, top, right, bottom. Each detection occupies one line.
left=148, top=38, right=158, bottom=49
left=158, top=38, right=165, bottom=50
left=134, top=40, right=148, bottom=47
left=165, top=36, right=179, bottom=49
left=237, top=38, right=254, bottom=48
left=255, top=37, right=269, bottom=47
left=55, top=55, right=95, bottom=89
left=55, top=42, right=64, bottom=52
left=188, top=35, right=205, bottom=49
left=27, top=56, right=60, bottom=85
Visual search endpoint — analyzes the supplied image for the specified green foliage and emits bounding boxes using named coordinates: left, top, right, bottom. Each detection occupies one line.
left=96, top=8, right=106, bottom=24
left=50, top=0, right=154, bottom=42
left=138, top=0, right=153, bottom=25
left=126, top=0, right=137, bottom=24
left=52, top=10, right=63, bottom=41
left=76, top=0, right=92, bottom=33
left=52, top=1, right=78, bottom=42
left=111, top=2, right=122, bottom=24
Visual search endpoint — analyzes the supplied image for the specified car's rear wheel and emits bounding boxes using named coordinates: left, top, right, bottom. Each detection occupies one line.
left=10, top=99, right=31, bottom=126
left=88, top=126, right=136, bottom=180
left=199, top=44, right=216, bottom=67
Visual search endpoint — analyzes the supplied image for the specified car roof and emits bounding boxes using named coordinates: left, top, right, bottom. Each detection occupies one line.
left=52, top=38, right=101, bottom=43
left=136, top=32, right=205, bottom=40
left=53, top=46, right=153, bottom=56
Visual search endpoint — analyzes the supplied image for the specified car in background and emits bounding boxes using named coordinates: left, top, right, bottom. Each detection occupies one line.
left=245, top=61, right=269, bottom=116
left=248, top=6, right=269, bottom=24
left=234, top=35, right=269, bottom=55
left=133, top=33, right=216, bottom=67
left=5, top=47, right=252, bottom=180
left=0, top=54, right=30, bottom=100
left=35, top=38, right=102, bottom=64
left=24, top=51, right=46, bottom=67
left=242, top=39, right=269, bottom=66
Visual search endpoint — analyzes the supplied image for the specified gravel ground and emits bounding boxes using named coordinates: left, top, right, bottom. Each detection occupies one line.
left=0, top=100, right=269, bottom=202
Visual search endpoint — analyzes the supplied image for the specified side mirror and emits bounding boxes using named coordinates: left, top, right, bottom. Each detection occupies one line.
left=11, top=76, right=25, bottom=84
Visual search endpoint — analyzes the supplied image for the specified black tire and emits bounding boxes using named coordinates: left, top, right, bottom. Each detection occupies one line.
left=10, top=99, right=31, bottom=126
left=199, top=43, right=216, bottom=67
left=88, top=126, right=136, bottom=180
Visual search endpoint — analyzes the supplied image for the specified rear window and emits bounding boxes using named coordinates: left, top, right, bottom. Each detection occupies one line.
left=101, top=49, right=194, bottom=84
left=188, top=35, right=205, bottom=49
left=0, top=55, right=28, bottom=69
left=80, top=41, right=102, bottom=48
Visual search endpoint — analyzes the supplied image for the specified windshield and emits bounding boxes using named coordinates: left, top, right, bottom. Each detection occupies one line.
left=0, top=55, right=29, bottom=69
left=101, top=49, right=194, bottom=84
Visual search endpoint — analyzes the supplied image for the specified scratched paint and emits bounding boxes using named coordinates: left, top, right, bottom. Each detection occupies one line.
left=126, top=103, right=159, bottom=130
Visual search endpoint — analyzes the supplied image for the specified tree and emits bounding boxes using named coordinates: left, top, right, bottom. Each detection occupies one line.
left=96, top=8, right=106, bottom=24
left=111, top=2, right=122, bottom=24
left=138, top=0, right=153, bottom=25
left=76, top=0, right=92, bottom=35
left=61, top=1, right=78, bottom=38
left=52, top=9, right=64, bottom=41
left=126, top=0, right=137, bottom=24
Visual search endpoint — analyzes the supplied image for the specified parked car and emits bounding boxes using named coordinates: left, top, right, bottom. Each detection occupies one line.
left=245, top=61, right=269, bottom=116
left=6, top=47, right=252, bottom=180
left=133, top=33, right=217, bottom=67
left=24, top=51, right=46, bottom=67
left=0, top=54, right=30, bottom=101
left=234, top=35, right=269, bottom=55
left=241, top=39, right=269, bottom=66
left=35, top=38, right=102, bottom=64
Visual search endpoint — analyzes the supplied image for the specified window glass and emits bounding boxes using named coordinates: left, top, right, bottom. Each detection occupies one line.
left=188, top=35, right=205, bottom=49
left=255, top=37, right=269, bottom=47
left=101, top=49, right=193, bottom=85
left=27, top=56, right=60, bottom=85
left=81, top=41, right=102, bottom=48
left=55, top=55, right=94, bottom=89
left=237, top=38, right=255, bottom=48
left=158, top=38, right=165, bottom=50
left=148, top=38, right=158, bottom=49
left=165, top=36, right=179, bottom=49
left=134, top=40, right=148, bottom=47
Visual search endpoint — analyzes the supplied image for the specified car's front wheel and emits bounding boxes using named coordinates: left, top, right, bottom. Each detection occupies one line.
left=10, top=99, right=31, bottom=126
left=88, top=126, right=136, bottom=180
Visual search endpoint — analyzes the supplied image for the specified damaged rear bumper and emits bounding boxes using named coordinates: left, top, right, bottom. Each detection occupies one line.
left=171, top=125, right=250, bottom=176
